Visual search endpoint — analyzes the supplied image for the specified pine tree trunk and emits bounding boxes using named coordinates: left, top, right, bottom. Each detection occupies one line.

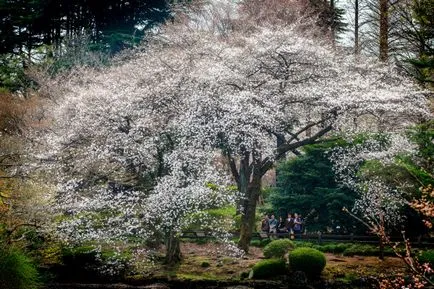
left=379, top=0, right=388, bottom=61
left=355, top=0, right=360, bottom=55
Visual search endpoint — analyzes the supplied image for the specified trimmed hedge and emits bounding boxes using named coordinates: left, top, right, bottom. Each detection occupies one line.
left=341, top=244, right=393, bottom=257
left=295, top=242, right=394, bottom=257
left=314, top=243, right=351, bottom=254
left=288, top=247, right=326, bottom=277
left=251, top=258, right=287, bottom=279
left=0, top=246, right=40, bottom=289
left=263, top=239, right=294, bottom=259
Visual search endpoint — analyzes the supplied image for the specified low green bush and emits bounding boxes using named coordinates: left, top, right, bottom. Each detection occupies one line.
left=342, top=244, right=393, bottom=257
left=344, top=244, right=372, bottom=256
left=0, top=246, right=40, bottom=289
left=418, top=250, right=434, bottom=267
left=295, top=242, right=396, bottom=257
left=294, top=241, right=314, bottom=248
left=263, top=239, right=294, bottom=259
left=259, top=239, right=272, bottom=247
left=313, top=243, right=353, bottom=254
left=250, top=258, right=287, bottom=279
left=288, top=247, right=326, bottom=277
left=335, top=243, right=352, bottom=253
left=250, top=240, right=261, bottom=247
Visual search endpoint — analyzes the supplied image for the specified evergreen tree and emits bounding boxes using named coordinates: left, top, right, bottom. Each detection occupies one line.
left=270, top=141, right=357, bottom=233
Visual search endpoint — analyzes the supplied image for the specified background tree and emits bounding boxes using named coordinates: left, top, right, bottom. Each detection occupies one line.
left=0, top=0, right=172, bottom=91
left=396, top=0, right=433, bottom=87
left=0, top=91, right=48, bottom=245
left=239, top=0, right=347, bottom=43
left=269, top=141, right=357, bottom=233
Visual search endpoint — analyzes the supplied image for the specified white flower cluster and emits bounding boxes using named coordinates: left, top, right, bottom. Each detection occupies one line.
left=330, top=134, right=417, bottom=187
left=353, top=179, right=406, bottom=228
left=330, top=133, right=418, bottom=229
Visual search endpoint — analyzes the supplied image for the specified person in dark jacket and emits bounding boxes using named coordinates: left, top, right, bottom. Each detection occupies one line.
left=277, top=216, right=288, bottom=236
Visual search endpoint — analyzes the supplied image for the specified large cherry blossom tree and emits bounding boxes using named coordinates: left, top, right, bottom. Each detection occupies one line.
left=36, top=19, right=429, bottom=260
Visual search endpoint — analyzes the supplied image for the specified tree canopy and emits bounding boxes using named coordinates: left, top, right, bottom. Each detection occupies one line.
left=31, top=13, right=430, bottom=260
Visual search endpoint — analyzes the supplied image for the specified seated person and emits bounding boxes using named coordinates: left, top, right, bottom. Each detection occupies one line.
left=268, top=214, right=278, bottom=235
left=277, top=216, right=288, bottom=235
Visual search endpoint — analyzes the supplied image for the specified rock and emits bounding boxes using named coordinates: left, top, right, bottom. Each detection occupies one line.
left=288, top=271, right=307, bottom=287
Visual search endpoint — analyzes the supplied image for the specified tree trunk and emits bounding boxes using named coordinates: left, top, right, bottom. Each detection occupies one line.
left=165, top=230, right=181, bottom=265
left=379, top=0, right=388, bottom=61
left=355, top=0, right=360, bottom=55
left=330, top=0, right=336, bottom=47
left=379, top=213, right=385, bottom=260
left=238, top=173, right=262, bottom=253
left=379, top=236, right=385, bottom=260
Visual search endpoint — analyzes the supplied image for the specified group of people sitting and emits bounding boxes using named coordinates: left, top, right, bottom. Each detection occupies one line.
left=261, top=213, right=304, bottom=239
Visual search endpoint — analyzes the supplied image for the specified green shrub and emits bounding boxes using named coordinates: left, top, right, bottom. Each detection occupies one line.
left=0, top=246, right=40, bottom=289
left=344, top=244, right=396, bottom=257
left=259, top=239, right=272, bottom=247
left=313, top=243, right=352, bottom=254
left=263, top=239, right=294, bottom=259
left=288, top=247, right=326, bottom=277
left=251, top=258, right=287, bottom=279
left=341, top=244, right=389, bottom=256
left=418, top=250, right=434, bottom=267
left=334, top=243, right=352, bottom=254
left=250, top=240, right=261, bottom=247
left=294, top=241, right=314, bottom=248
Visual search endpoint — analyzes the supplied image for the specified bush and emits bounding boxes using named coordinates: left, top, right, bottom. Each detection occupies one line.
left=313, top=243, right=352, bottom=254
left=288, top=247, right=326, bottom=277
left=263, top=239, right=294, bottom=259
left=294, top=241, right=314, bottom=248
left=341, top=244, right=393, bottom=257
left=250, top=240, right=261, bottom=247
left=0, top=246, right=40, bottom=289
left=259, top=238, right=272, bottom=247
left=250, top=258, right=287, bottom=279
left=418, top=250, right=434, bottom=267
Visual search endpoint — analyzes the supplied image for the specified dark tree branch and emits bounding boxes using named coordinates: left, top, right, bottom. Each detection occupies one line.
left=260, top=124, right=333, bottom=175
